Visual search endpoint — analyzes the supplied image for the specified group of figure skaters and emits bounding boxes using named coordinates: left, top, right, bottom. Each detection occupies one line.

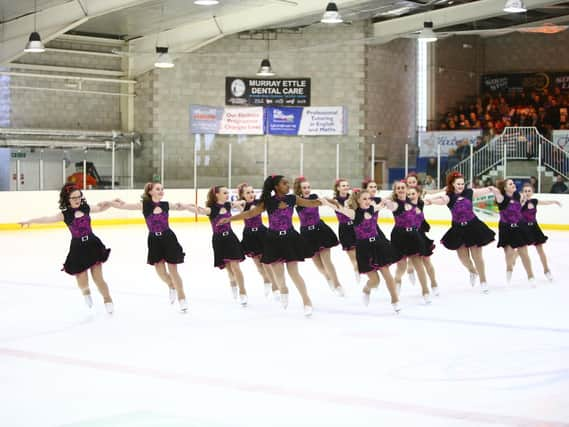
left=20, top=171, right=561, bottom=317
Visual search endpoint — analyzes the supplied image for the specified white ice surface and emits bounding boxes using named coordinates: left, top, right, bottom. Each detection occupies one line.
left=1, top=222, right=568, bottom=427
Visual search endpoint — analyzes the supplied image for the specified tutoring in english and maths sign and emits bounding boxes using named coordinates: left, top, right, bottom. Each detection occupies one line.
left=225, top=77, right=311, bottom=106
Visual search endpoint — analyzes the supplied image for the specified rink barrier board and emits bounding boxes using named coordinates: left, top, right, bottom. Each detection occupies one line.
left=1, top=189, right=568, bottom=231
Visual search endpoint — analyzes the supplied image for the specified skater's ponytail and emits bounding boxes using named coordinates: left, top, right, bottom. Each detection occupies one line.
left=347, top=188, right=364, bottom=210
left=141, top=182, right=157, bottom=202
left=293, top=176, right=307, bottom=196
left=206, top=186, right=222, bottom=208
left=261, top=175, right=283, bottom=208
left=495, top=179, right=509, bottom=195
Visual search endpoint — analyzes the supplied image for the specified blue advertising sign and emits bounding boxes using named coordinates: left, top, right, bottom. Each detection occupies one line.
left=265, top=107, right=303, bottom=135
left=190, top=105, right=223, bottom=134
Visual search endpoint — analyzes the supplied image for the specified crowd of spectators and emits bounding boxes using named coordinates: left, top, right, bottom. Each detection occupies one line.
left=436, top=89, right=569, bottom=138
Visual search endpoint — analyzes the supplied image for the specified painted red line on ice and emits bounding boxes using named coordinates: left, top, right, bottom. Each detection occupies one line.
left=0, top=347, right=567, bottom=427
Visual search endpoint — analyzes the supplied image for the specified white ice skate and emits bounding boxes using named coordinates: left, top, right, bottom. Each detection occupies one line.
left=264, top=282, right=272, bottom=297
left=362, top=291, right=370, bottom=307
left=469, top=272, right=478, bottom=287
left=392, top=302, right=401, bottom=313
left=105, top=302, right=114, bottom=314
left=327, top=280, right=335, bottom=292
left=179, top=299, right=189, bottom=313
left=304, top=305, right=313, bottom=317
left=545, top=271, right=553, bottom=282
left=480, top=282, right=489, bottom=294
left=408, top=269, right=416, bottom=285
left=423, top=293, right=432, bottom=305
left=239, top=294, right=248, bottom=306
left=506, top=271, right=513, bottom=284
left=169, top=288, right=176, bottom=304
left=280, top=293, right=289, bottom=310
left=231, top=285, right=238, bottom=300
left=272, top=290, right=280, bottom=302
left=84, top=294, right=93, bottom=308
left=334, top=286, right=345, bottom=298
left=528, top=277, right=536, bottom=288
left=431, top=286, right=440, bottom=297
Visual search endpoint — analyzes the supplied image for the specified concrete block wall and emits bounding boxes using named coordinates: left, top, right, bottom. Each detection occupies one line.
left=364, top=38, right=417, bottom=170
left=134, top=22, right=368, bottom=189
left=2, top=40, right=122, bottom=130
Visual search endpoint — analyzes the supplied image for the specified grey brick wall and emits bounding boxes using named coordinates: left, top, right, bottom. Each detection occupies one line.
left=134, top=23, right=368, bottom=189
left=2, top=40, right=122, bottom=130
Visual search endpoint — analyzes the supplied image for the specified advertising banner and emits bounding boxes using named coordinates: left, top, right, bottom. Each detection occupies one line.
left=218, top=107, right=264, bottom=135
left=189, top=105, right=223, bottom=134
left=226, top=77, right=310, bottom=106
left=297, top=106, right=347, bottom=136
left=481, top=72, right=569, bottom=93
left=419, top=130, right=481, bottom=157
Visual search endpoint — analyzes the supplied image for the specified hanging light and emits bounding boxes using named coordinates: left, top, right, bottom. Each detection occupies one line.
left=24, top=0, right=45, bottom=53
left=194, top=0, right=219, bottom=5
left=420, top=21, right=438, bottom=42
left=321, top=2, right=343, bottom=24
left=256, top=59, right=274, bottom=77
left=503, top=0, right=526, bottom=13
left=154, top=46, right=174, bottom=68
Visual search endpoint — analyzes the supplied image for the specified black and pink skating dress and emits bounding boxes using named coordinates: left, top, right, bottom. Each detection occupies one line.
left=208, top=202, right=245, bottom=269
left=240, top=200, right=268, bottom=258
left=296, top=194, right=339, bottom=256
left=143, top=200, right=185, bottom=265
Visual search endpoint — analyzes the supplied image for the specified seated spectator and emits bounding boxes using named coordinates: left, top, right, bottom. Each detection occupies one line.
left=426, top=157, right=438, bottom=183
left=423, top=175, right=436, bottom=190
left=550, top=175, right=568, bottom=193
left=446, top=148, right=459, bottom=173
left=456, top=139, right=470, bottom=160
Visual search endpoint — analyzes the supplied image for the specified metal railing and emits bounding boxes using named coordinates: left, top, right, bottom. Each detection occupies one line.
left=454, top=127, right=569, bottom=189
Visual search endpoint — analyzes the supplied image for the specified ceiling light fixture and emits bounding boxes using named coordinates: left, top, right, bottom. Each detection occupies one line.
left=420, top=21, right=438, bottom=42
left=194, top=0, right=220, bottom=5
left=321, top=2, right=343, bottom=24
left=256, top=58, right=275, bottom=77
left=503, top=0, right=527, bottom=13
left=154, top=46, right=174, bottom=68
left=24, top=0, right=45, bottom=53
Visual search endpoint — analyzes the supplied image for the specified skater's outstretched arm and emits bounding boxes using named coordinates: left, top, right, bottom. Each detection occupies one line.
left=91, top=201, right=113, bottom=213
left=295, top=196, right=325, bottom=208
left=321, top=199, right=355, bottom=219
left=178, top=203, right=210, bottom=216
left=19, top=212, right=64, bottom=227
left=111, top=199, right=142, bottom=210
left=380, top=199, right=399, bottom=212
left=473, top=187, right=496, bottom=198
left=486, top=186, right=503, bottom=203
left=424, top=194, right=450, bottom=205
left=218, top=203, right=265, bottom=224
left=231, top=200, right=246, bottom=211
left=536, top=199, right=562, bottom=207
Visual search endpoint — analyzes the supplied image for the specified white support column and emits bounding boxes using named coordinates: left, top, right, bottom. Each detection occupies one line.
left=228, top=140, right=232, bottom=189
left=160, top=141, right=165, bottom=185
left=336, top=143, right=340, bottom=179
left=538, top=143, right=542, bottom=194
left=436, top=144, right=441, bottom=190
left=194, top=135, right=199, bottom=222
left=263, top=135, right=268, bottom=178
left=300, top=140, right=304, bottom=176
left=130, top=141, right=134, bottom=189
left=16, top=159, right=21, bottom=191
left=404, top=144, right=409, bottom=177
left=39, top=150, right=44, bottom=191
left=469, top=144, right=474, bottom=186
left=371, top=143, right=375, bottom=180
left=111, top=141, right=116, bottom=189
left=62, top=158, right=66, bottom=185
left=503, top=142, right=508, bottom=178
left=82, top=158, right=87, bottom=190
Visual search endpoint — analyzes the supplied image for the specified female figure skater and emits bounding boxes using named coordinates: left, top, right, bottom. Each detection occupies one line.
left=331, top=178, right=359, bottom=283
left=489, top=179, right=535, bottom=285
left=426, top=172, right=495, bottom=293
left=293, top=176, right=344, bottom=297
left=382, top=181, right=432, bottom=303
left=219, top=175, right=323, bottom=317
left=521, top=183, right=561, bottom=281
left=184, top=186, right=247, bottom=306
left=234, top=183, right=276, bottom=298
left=112, top=182, right=188, bottom=312
left=408, top=187, right=439, bottom=295
left=20, top=183, right=114, bottom=313
left=322, top=190, right=401, bottom=312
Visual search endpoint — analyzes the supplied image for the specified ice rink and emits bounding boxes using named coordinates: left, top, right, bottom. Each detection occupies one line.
left=1, top=222, right=568, bottom=427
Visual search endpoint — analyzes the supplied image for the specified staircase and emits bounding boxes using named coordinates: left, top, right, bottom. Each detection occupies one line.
left=454, top=127, right=569, bottom=192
